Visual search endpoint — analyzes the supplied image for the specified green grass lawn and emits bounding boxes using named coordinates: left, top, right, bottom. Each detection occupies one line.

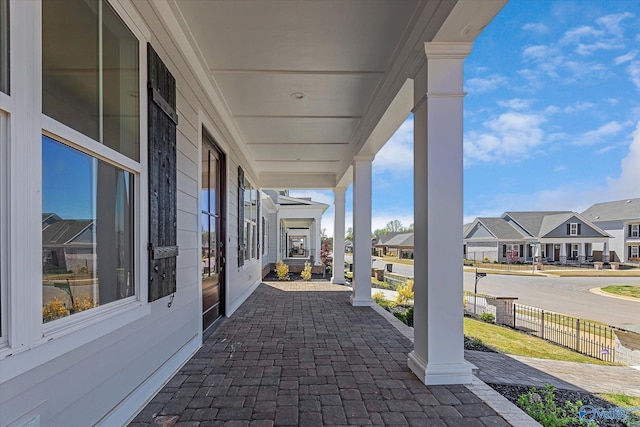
left=377, top=257, right=415, bottom=266
left=601, top=285, right=640, bottom=299
left=598, top=393, right=640, bottom=409
left=464, top=317, right=615, bottom=365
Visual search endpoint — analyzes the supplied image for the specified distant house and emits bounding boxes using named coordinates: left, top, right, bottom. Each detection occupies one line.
left=42, top=214, right=95, bottom=273
left=260, top=190, right=329, bottom=275
left=374, top=232, right=414, bottom=259
left=582, top=198, right=640, bottom=263
left=464, top=211, right=611, bottom=264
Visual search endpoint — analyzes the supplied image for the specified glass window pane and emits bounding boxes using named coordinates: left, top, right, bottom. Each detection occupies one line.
left=201, top=213, right=210, bottom=278
left=0, top=0, right=8, bottom=94
left=102, top=0, right=139, bottom=161
left=42, top=0, right=139, bottom=161
left=42, top=136, right=134, bottom=323
left=201, top=148, right=209, bottom=213
left=43, top=0, right=100, bottom=141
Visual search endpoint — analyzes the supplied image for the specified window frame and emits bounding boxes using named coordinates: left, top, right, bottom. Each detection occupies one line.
left=0, top=110, right=7, bottom=346
left=569, top=223, right=578, bottom=236
left=570, top=243, right=579, bottom=258
left=506, top=243, right=519, bottom=256
left=631, top=246, right=639, bottom=259
left=631, top=224, right=639, bottom=238
left=242, top=181, right=258, bottom=263
left=39, top=0, right=147, bottom=335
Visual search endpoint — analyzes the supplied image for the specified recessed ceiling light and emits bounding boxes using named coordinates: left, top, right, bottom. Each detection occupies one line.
left=291, top=92, right=305, bottom=100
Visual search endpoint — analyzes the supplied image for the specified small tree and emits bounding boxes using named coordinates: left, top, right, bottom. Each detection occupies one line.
left=300, top=261, right=312, bottom=281
left=507, top=248, right=519, bottom=270
left=276, top=260, right=290, bottom=281
left=395, top=279, right=414, bottom=305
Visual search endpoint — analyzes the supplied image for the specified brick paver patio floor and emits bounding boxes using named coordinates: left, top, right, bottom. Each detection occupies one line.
left=130, top=282, right=511, bottom=426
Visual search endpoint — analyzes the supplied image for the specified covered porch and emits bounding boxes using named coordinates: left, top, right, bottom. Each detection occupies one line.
left=131, top=282, right=512, bottom=426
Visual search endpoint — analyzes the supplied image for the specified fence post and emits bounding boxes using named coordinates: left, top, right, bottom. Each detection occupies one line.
left=575, top=319, right=580, bottom=353
left=513, top=303, right=516, bottom=329
left=541, top=310, right=545, bottom=340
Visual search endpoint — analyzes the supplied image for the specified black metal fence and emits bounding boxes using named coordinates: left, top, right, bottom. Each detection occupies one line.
left=513, top=303, right=616, bottom=362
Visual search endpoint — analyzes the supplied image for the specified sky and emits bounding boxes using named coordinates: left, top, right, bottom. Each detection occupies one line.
left=291, top=0, right=640, bottom=238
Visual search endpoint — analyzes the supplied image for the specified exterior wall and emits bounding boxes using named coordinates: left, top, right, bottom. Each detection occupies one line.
left=465, top=241, right=498, bottom=262
left=591, top=220, right=624, bottom=262
left=1, top=2, right=262, bottom=425
left=466, top=223, right=495, bottom=239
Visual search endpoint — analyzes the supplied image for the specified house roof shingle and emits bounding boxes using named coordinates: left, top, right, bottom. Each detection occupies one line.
left=582, top=198, right=640, bottom=222
left=475, top=217, right=526, bottom=240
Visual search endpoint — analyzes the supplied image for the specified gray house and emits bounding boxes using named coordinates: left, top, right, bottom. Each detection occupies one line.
left=464, top=211, right=611, bottom=264
left=582, top=198, right=640, bottom=263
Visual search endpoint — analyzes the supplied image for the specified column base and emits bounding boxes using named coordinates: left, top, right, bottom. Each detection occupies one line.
left=350, top=294, right=373, bottom=307
left=560, top=256, right=567, bottom=264
left=408, top=351, right=473, bottom=385
left=332, top=277, right=347, bottom=285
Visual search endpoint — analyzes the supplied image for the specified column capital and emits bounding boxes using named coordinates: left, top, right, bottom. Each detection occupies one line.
left=352, top=154, right=375, bottom=163
left=424, top=42, right=473, bottom=60
left=333, top=186, right=348, bottom=194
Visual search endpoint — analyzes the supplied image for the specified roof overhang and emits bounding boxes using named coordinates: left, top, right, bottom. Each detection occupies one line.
left=150, top=0, right=506, bottom=189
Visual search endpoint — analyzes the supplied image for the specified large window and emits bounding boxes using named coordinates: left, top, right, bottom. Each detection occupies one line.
left=42, top=0, right=139, bottom=160
left=569, top=223, right=579, bottom=235
left=571, top=244, right=579, bottom=259
left=42, top=136, right=135, bottom=323
left=631, top=246, right=639, bottom=259
left=631, top=224, right=639, bottom=238
left=243, top=180, right=258, bottom=262
left=41, top=1, right=139, bottom=324
left=0, top=0, right=8, bottom=94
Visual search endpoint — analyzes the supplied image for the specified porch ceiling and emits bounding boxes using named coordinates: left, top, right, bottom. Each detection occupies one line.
left=161, top=0, right=506, bottom=188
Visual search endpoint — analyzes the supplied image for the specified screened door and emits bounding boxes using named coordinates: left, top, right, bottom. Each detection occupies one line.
left=201, top=135, right=225, bottom=332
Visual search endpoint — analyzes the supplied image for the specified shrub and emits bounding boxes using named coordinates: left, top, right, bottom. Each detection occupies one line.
left=300, top=261, right=312, bottom=281
left=479, top=312, right=495, bottom=323
left=395, top=279, right=414, bottom=305
left=43, top=297, right=70, bottom=322
left=516, top=385, right=596, bottom=427
left=484, top=257, right=490, bottom=263
left=372, top=291, right=387, bottom=304
left=276, top=260, right=290, bottom=281
left=393, top=307, right=414, bottom=327
left=73, top=295, right=96, bottom=313
left=472, top=337, right=484, bottom=347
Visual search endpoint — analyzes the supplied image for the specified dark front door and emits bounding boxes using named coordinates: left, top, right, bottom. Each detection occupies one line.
left=201, top=133, right=225, bottom=332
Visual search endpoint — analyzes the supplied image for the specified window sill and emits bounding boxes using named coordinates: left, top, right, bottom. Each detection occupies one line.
left=0, top=299, right=150, bottom=383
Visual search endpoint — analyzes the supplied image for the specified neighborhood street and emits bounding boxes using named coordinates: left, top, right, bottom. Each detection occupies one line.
left=345, top=255, right=640, bottom=327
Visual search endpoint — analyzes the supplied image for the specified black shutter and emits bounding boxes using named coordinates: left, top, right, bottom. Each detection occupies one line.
left=630, top=246, right=633, bottom=259
left=256, top=193, right=261, bottom=259
left=577, top=224, right=581, bottom=235
left=519, top=245, right=524, bottom=257
left=148, top=44, right=179, bottom=302
left=502, top=244, right=506, bottom=257
left=238, top=166, right=245, bottom=267
left=629, top=224, right=633, bottom=237
left=566, top=224, right=570, bottom=235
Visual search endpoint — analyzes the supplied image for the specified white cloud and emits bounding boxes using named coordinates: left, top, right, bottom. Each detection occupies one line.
left=465, top=74, right=508, bottom=94
left=522, top=22, right=549, bottom=34
left=465, top=121, right=640, bottom=221
left=575, top=121, right=623, bottom=146
left=497, top=98, right=532, bottom=110
left=628, top=61, right=640, bottom=91
left=602, top=121, right=640, bottom=199
left=606, top=98, right=619, bottom=106
left=560, top=13, right=633, bottom=56
left=553, top=165, right=567, bottom=173
left=522, top=45, right=560, bottom=61
left=464, top=112, right=546, bottom=164
left=614, top=50, right=637, bottom=65
left=563, top=101, right=595, bottom=113
left=372, top=118, right=413, bottom=173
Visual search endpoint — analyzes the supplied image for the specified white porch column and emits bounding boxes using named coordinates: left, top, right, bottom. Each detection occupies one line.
left=332, top=187, right=347, bottom=284
left=578, top=242, right=586, bottom=264
left=560, top=243, right=567, bottom=264
left=351, top=156, right=374, bottom=306
left=275, top=213, right=281, bottom=261
left=314, top=216, right=322, bottom=265
left=603, top=242, right=610, bottom=263
left=409, top=42, right=473, bottom=385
